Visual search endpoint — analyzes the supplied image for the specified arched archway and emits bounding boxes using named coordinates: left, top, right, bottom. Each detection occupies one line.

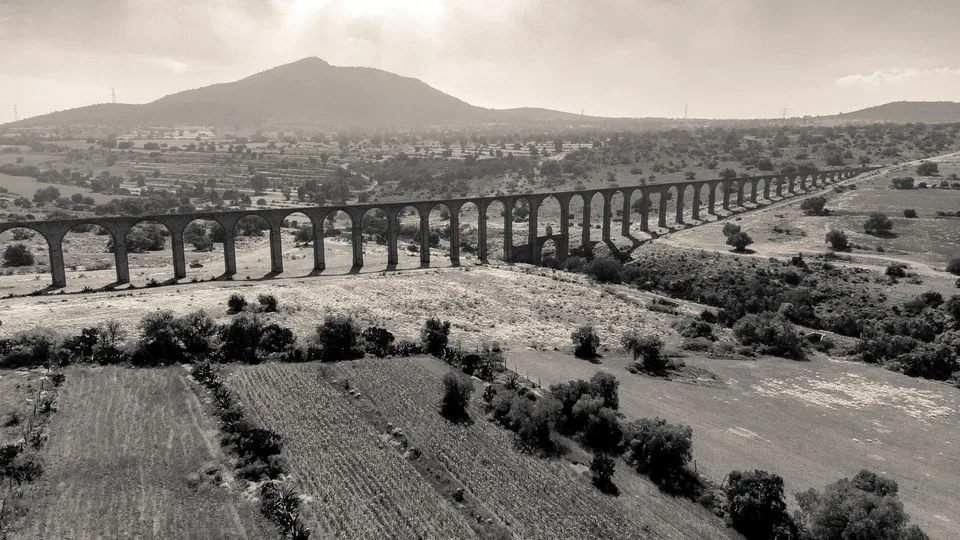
left=428, top=202, right=455, bottom=267
left=456, top=201, right=482, bottom=263
left=122, top=220, right=173, bottom=286
left=0, top=226, right=52, bottom=292
left=279, top=211, right=316, bottom=277
left=182, top=218, right=225, bottom=280
left=319, top=209, right=354, bottom=274
left=60, top=222, right=116, bottom=289
left=395, top=205, right=425, bottom=268
left=540, top=238, right=560, bottom=269
left=483, top=199, right=506, bottom=262
left=232, top=214, right=271, bottom=279
left=509, top=198, right=531, bottom=263
left=359, top=207, right=389, bottom=270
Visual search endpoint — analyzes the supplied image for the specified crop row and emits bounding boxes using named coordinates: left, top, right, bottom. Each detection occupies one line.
left=228, top=363, right=475, bottom=539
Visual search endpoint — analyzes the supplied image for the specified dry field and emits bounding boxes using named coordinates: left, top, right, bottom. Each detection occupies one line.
left=226, top=362, right=478, bottom=538
left=509, top=350, right=960, bottom=540
left=319, top=357, right=734, bottom=539
left=11, top=366, right=267, bottom=539
left=0, top=369, right=47, bottom=446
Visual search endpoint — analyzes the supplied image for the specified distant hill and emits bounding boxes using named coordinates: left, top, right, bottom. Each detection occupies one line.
left=4, top=57, right=614, bottom=130
left=832, top=101, right=960, bottom=124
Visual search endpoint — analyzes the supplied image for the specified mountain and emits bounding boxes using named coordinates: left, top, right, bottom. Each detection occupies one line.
left=831, top=101, right=960, bottom=124
left=5, top=57, right=607, bottom=130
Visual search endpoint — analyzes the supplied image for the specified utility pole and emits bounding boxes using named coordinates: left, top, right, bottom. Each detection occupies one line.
left=112, top=88, right=117, bottom=104
left=781, top=107, right=788, bottom=119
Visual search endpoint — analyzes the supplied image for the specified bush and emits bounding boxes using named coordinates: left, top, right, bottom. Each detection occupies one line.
left=724, top=470, right=797, bottom=540
left=218, top=315, right=265, bottom=364
left=563, top=256, right=586, bottom=273
left=622, top=417, right=693, bottom=489
left=571, top=325, right=600, bottom=359
left=903, top=208, right=917, bottom=218
left=795, top=470, right=926, bottom=540
left=584, top=256, right=622, bottom=283
left=0, top=330, right=62, bottom=368
left=893, top=342, right=959, bottom=381
left=3, top=243, right=34, bottom=267
left=260, top=324, right=297, bottom=354
left=732, top=312, right=807, bottom=360
left=673, top=316, right=715, bottom=340
left=621, top=332, right=666, bottom=372
left=916, top=161, right=938, bottom=176
left=440, top=371, right=474, bottom=421
left=590, top=452, right=617, bottom=493
left=257, top=294, right=278, bottom=312
left=421, top=317, right=451, bottom=357
left=825, top=229, right=849, bottom=251
left=864, top=212, right=893, bottom=235
left=890, top=177, right=915, bottom=189
left=886, top=263, right=908, bottom=278
left=947, top=258, right=960, bottom=275
left=314, top=315, right=364, bottom=361
left=800, top=196, right=827, bottom=216
left=726, top=231, right=753, bottom=252
left=361, top=326, right=395, bottom=358
left=722, top=223, right=741, bottom=238
left=227, top=293, right=247, bottom=314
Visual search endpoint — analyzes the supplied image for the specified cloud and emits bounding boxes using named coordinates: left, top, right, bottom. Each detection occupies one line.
left=835, top=68, right=960, bottom=87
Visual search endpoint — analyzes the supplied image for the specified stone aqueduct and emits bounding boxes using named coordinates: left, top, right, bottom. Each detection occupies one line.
left=0, top=168, right=873, bottom=288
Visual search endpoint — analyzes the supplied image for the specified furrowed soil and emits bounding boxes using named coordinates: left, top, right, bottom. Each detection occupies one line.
left=9, top=366, right=267, bottom=539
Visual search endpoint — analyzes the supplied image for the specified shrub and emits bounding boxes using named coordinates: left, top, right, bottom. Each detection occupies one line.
left=893, top=342, right=959, bottom=381
left=724, top=470, right=797, bottom=540
left=257, top=294, right=278, bottom=312
left=621, top=332, right=666, bottom=372
left=722, top=222, right=741, bottom=237
left=0, top=330, right=62, bottom=369
left=726, top=231, right=753, bottom=252
left=795, top=470, right=926, bottom=540
left=421, top=317, right=451, bottom=357
left=260, top=324, right=296, bottom=354
left=571, top=325, right=600, bottom=359
left=580, top=406, right=622, bottom=453
left=673, top=316, right=715, bottom=340
left=3, top=243, right=34, bottom=267
left=590, top=452, right=617, bottom=493
left=903, top=208, right=917, bottom=218
left=218, top=315, right=265, bottom=363
left=800, top=196, right=827, bottom=216
left=621, top=417, right=693, bottom=489
left=361, top=326, right=395, bottom=358
left=314, top=315, right=364, bottom=361
left=946, top=295, right=960, bottom=324
left=227, top=293, right=247, bottom=314
left=3, top=451, right=43, bottom=486
left=515, top=396, right=561, bottom=452
left=440, top=371, right=473, bottom=421
left=589, top=371, right=620, bottom=410
left=947, top=258, right=960, bottom=275
left=584, top=256, right=622, bottom=283
left=825, top=229, right=849, bottom=251
left=916, top=161, right=938, bottom=176
left=864, top=212, right=893, bottom=235
left=563, top=256, right=586, bottom=273
left=732, top=312, right=807, bottom=360
left=886, top=263, right=908, bottom=278
left=889, top=177, right=915, bottom=189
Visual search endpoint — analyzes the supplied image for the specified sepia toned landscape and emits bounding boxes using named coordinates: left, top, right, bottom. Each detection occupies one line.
left=2, top=2, right=960, bottom=539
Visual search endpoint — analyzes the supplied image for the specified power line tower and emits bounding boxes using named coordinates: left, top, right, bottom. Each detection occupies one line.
left=781, top=107, right=788, bottom=120
left=684, top=104, right=688, bottom=119
left=112, top=88, right=117, bottom=104
left=12, top=105, right=17, bottom=122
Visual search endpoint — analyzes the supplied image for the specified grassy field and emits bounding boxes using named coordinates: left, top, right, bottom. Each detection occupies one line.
left=0, top=370, right=47, bottom=446
left=509, top=349, right=960, bottom=540
left=226, top=362, right=478, bottom=538
left=11, top=366, right=267, bottom=539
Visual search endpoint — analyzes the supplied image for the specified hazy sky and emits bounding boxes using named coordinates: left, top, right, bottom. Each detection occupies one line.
left=2, top=0, right=960, bottom=122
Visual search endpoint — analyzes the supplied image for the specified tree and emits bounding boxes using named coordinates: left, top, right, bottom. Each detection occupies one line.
left=590, top=452, right=617, bottom=493
left=571, top=325, right=600, bottom=359
left=795, top=470, right=926, bottom=540
left=250, top=174, right=269, bottom=194
left=3, top=243, right=34, bottom=267
left=621, top=417, right=693, bottom=489
left=722, top=222, right=741, bottom=238
left=421, top=317, right=451, bottom=357
left=724, top=470, right=797, bottom=540
left=294, top=225, right=313, bottom=244
left=733, top=312, right=807, bottom=360
left=948, top=258, right=960, bottom=275
left=621, top=332, right=665, bottom=372
left=440, top=371, right=473, bottom=421
left=903, top=208, right=917, bottom=218
left=726, top=231, right=754, bottom=252
left=719, top=168, right=738, bottom=179
left=916, top=161, right=938, bottom=176
left=227, top=293, right=247, bottom=314
left=314, top=315, right=364, bottom=361
left=800, top=195, right=827, bottom=216
left=825, top=229, right=849, bottom=251
left=864, top=212, right=893, bottom=235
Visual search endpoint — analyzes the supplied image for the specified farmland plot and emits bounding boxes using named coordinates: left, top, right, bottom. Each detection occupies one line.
left=332, top=356, right=737, bottom=540
left=226, top=363, right=477, bottom=539
left=12, top=366, right=264, bottom=539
